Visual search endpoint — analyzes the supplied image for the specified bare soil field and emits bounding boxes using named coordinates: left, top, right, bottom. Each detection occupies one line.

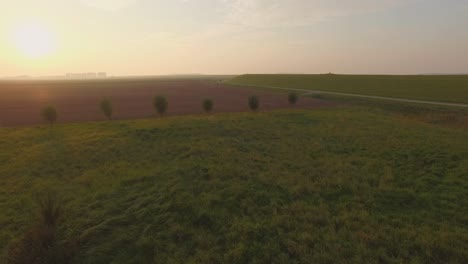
left=0, top=78, right=336, bottom=126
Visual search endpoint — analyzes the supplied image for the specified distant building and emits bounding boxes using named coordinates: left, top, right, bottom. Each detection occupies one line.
left=66, top=72, right=107, bottom=79
left=86, top=72, right=97, bottom=78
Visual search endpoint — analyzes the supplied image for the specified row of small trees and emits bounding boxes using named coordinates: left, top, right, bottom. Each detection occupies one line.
left=41, top=92, right=299, bottom=125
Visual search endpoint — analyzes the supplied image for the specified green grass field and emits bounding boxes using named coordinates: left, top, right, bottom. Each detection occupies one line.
left=1, top=108, right=467, bottom=263
left=228, top=74, right=468, bottom=104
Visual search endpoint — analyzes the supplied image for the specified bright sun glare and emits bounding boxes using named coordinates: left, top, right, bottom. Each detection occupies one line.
left=12, top=23, right=57, bottom=58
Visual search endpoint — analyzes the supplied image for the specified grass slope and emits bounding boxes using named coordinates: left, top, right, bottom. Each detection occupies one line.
left=228, top=74, right=468, bottom=104
left=1, top=109, right=467, bottom=263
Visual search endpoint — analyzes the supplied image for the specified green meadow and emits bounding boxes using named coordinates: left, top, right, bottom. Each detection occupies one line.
left=1, top=108, right=467, bottom=263
left=228, top=74, right=468, bottom=104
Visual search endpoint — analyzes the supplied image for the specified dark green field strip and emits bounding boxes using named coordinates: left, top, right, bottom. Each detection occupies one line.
left=228, top=74, right=468, bottom=104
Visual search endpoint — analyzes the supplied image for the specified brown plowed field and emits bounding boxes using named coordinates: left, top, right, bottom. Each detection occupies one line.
left=0, top=78, right=337, bottom=126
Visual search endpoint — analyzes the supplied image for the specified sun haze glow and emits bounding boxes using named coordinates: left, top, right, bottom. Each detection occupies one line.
left=11, top=23, right=57, bottom=59
left=0, top=1, right=467, bottom=76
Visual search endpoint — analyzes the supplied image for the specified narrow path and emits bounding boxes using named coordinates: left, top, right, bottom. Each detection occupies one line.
left=229, top=83, right=468, bottom=108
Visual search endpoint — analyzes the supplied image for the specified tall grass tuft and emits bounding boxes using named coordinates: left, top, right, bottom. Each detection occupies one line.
left=6, top=192, right=74, bottom=264
left=38, top=192, right=62, bottom=228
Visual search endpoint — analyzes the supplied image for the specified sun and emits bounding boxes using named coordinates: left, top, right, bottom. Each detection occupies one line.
left=12, top=23, right=58, bottom=58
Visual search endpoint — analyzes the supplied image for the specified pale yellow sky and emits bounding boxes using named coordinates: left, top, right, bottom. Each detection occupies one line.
left=1, top=0, right=468, bottom=77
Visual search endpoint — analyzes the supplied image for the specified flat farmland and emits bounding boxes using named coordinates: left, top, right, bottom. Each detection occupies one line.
left=229, top=74, right=468, bottom=104
left=0, top=78, right=335, bottom=126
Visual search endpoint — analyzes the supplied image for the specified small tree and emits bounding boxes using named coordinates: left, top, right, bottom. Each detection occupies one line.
left=153, top=95, right=168, bottom=116
left=288, top=92, right=298, bottom=105
left=100, top=99, right=113, bottom=120
left=202, top=99, right=213, bottom=113
left=41, top=106, right=57, bottom=126
left=248, top=96, right=259, bottom=112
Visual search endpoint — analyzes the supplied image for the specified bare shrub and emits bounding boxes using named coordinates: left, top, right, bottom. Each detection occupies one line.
left=288, top=92, right=298, bottom=105
left=41, top=106, right=57, bottom=126
left=248, top=96, right=260, bottom=111
left=202, top=99, right=214, bottom=113
left=100, top=99, right=113, bottom=120
left=153, top=95, right=168, bottom=116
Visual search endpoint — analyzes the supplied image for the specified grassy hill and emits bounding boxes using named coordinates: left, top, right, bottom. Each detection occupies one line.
left=1, top=109, right=467, bottom=263
left=228, top=74, right=468, bottom=104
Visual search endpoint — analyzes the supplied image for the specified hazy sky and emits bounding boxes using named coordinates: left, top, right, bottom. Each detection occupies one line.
left=1, top=0, right=468, bottom=76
